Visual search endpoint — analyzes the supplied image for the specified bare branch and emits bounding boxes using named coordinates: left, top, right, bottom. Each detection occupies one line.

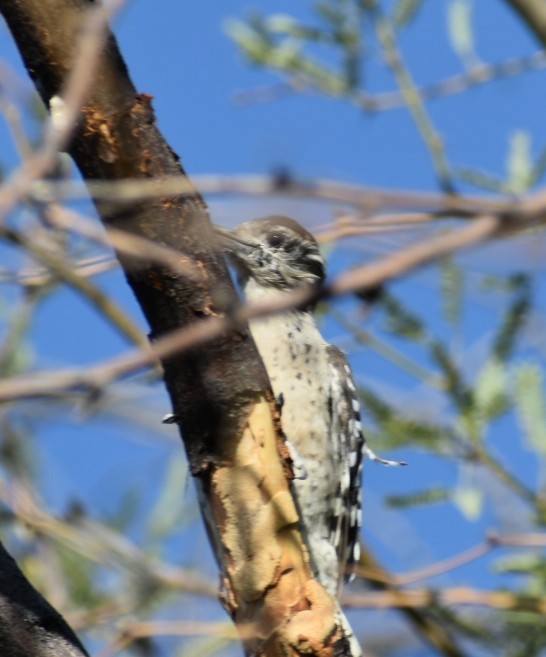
left=356, top=546, right=466, bottom=657
left=346, top=586, right=546, bottom=614
left=1, top=198, right=545, bottom=404
left=374, top=11, right=453, bottom=189
left=504, top=0, right=546, bottom=48
left=0, top=0, right=126, bottom=221
left=0, top=479, right=217, bottom=602
left=234, top=50, right=546, bottom=111
left=28, top=172, right=509, bottom=214
left=0, top=224, right=147, bottom=347
left=0, top=540, right=90, bottom=657
left=359, top=532, right=546, bottom=586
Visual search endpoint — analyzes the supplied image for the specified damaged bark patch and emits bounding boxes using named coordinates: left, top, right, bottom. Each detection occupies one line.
left=214, top=397, right=302, bottom=603
left=211, top=398, right=351, bottom=656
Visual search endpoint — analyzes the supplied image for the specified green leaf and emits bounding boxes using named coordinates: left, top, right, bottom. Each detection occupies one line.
left=529, top=140, right=546, bottom=188
left=104, top=488, right=140, bottom=533
left=440, top=256, right=463, bottom=327
left=474, top=359, right=509, bottom=421
left=225, top=18, right=272, bottom=64
left=429, top=341, right=472, bottom=410
left=226, top=8, right=358, bottom=94
left=455, top=407, right=484, bottom=444
left=316, top=1, right=345, bottom=27
left=379, top=291, right=426, bottom=342
left=447, top=0, right=475, bottom=62
left=55, top=543, right=104, bottom=608
left=453, top=464, right=484, bottom=520
left=392, top=0, right=428, bottom=28
left=492, top=277, right=531, bottom=362
left=506, top=130, right=533, bottom=194
left=453, top=484, right=483, bottom=520
left=268, top=19, right=327, bottom=43
left=456, top=167, right=507, bottom=193
left=266, top=14, right=300, bottom=34
left=514, top=364, right=546, bottom=456
left=386, top=487, right=449, bottom=508
left=358, top=386, right=450, bottom=451
left=494, top=553, right=546, bottom=576
left=0, top=421, right=37, bottom=480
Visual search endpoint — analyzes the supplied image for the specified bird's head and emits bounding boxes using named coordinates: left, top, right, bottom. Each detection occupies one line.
left=215, top=216, right=326, bottom=291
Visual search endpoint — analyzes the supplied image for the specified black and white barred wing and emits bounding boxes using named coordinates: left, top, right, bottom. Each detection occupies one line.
left=326, top=346, right=406, bottom=585
left=325, top=345, right=366, bottom=584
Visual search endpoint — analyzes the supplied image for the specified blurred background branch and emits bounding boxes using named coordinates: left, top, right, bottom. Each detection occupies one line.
left=0, top=1, right=546, bottom=656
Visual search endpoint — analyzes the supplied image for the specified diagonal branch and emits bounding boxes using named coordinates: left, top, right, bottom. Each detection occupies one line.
left=1, top=197, right=546, bottom=404
left=356, top=545, right=467, bottom=657
left=0, top=540, right=90, bottom=657
left=0, top=1, right=355, bottom=655
left=503, top=0, right=546, bottom=48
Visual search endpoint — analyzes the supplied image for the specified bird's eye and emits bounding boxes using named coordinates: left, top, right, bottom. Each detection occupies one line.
left=266, top=233, right=285, bottom=248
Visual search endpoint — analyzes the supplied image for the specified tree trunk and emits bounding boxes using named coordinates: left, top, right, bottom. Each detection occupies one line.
left=0, top=1, right=359, bottom=654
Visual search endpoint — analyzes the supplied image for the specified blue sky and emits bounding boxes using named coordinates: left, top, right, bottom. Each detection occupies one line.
left=112, top=0, right=546, bottom=186
left=1, top=2, right=546, bottom=655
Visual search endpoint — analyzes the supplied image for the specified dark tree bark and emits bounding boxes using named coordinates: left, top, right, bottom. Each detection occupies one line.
left=0, top=0, right=265, bottom=465
left=504, top=0, right=546, bottom=48
left=0, top=541, right=89, bottom=657
left=0, top=1, right=358, bottom=655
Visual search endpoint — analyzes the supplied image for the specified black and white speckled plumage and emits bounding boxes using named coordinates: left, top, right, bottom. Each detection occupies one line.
left=216, top=215, right=367, bottom=594
left=326, top=345, right=366, bottom=581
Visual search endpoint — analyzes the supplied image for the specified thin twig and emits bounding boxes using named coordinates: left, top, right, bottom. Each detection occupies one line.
left=234, top=51, right=546, bottom=112
left=374, top=12, right=453, bottom=190
left=360, top=532, right=546, bottom=586
left=0, top=285, right=48, bottom=375
left=0, top=0, right=127, bottom=222
left=0, top=479, right=217, bottom=599
left=0, top=254, right=118, bottom=286
left=473, top=446, right=546, bottom=515
left=330, top=308, right=445, bottom=389
left=356, top=545, right=467, bottom=657
left=1, top=206, right=545, bottom=402
left=1, top=225, right=147, bottom=347
left=27, top=173, right=510, bottom=214
left=45, top=204, right=203, bottom=282
left=94, top=622, right=236, bottom=657
left=345, top=586, right=546, bottom=613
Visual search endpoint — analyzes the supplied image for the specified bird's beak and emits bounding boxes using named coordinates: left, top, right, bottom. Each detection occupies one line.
left=213, top=225, right=255, bottom=259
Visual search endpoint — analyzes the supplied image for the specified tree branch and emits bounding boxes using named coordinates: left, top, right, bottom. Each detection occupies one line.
left=504, top=0, right=546, bottom=48
left=0, top=540, right=90, bottom=657
left=0, top=1, right=353, bottom=655
left=346, top=586, right=546, bottom=614
left=1, top=193, right=546, bottom=405
left=357, top=545, right=466, bottom=657
left=234, top=51, right=546, bottom=112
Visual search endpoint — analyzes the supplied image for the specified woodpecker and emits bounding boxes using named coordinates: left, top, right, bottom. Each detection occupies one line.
left=216, top=215, right=405, bottom=605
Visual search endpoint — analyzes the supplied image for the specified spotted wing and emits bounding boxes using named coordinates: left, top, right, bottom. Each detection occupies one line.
left=326, top=345, right=366, bottom=584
